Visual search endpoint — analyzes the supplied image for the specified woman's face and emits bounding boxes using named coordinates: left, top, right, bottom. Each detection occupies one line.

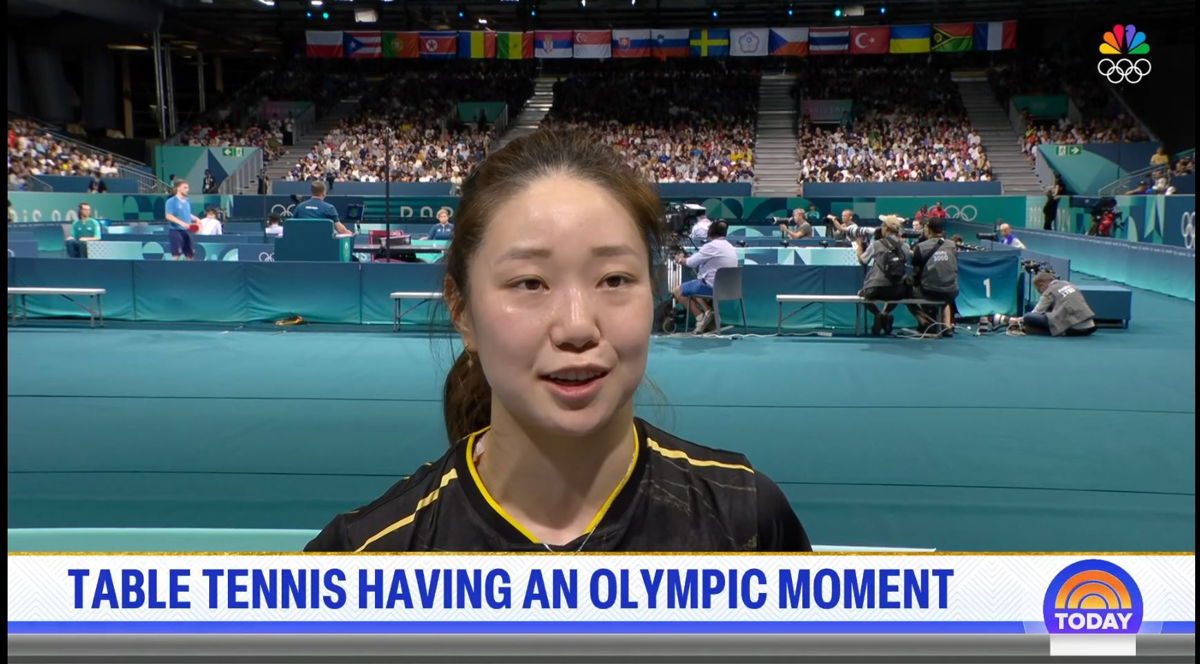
left=457, top=174, right=653, bottom=439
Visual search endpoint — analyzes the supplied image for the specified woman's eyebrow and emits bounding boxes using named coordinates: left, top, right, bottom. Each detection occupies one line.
left=497, top=245, right=639, bottom=261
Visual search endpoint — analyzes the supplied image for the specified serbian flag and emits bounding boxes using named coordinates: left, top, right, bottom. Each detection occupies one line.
left=652, top=29, right=690, bottom=59
left=458, top=31, right=496, bottom=59
left=344, top=31, right=382, bottom=58
left=808, top=27, right=849, bottom=54
left=769, top=27, right=808, bottom=56
left=850, top=27, right=889, bottom=54
left=382, top=32, right=419, bottom=58
left=535, top=30, right=573, bottom=59
left=573, top=30, right=611, bottom=59
left=974, top=20, right=1017, bottom=51
left=305, top=31, right=343, bottom=58
left=419, top=31, right=458, bottom=58
left=612, top=30, right=650, bottom=58
left=497, top=32, right=533, bottom=60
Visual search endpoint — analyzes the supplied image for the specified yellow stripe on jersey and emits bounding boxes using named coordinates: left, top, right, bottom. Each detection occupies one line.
left=355, top=468, right=459, bottom=552
left=646, top=437, right=755, bottom=473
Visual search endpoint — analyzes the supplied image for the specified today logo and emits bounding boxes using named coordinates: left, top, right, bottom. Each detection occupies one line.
left=1043, top=559, right=1143, bottom=634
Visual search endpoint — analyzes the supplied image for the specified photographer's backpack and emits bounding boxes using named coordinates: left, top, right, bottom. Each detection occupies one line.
left=880, top=237, right=908, bottom=283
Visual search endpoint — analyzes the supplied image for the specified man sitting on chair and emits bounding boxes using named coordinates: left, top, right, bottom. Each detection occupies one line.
left=673, top=220, right=737, bottom=334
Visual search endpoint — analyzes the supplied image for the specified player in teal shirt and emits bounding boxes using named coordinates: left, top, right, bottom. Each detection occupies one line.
left=66, top=202, right=101, bottom=258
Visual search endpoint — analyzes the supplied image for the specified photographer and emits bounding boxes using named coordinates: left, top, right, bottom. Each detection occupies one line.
left=989, top=272, right=1096, bottom=337
left=853, top=216, right=911, bottom=335
left=673, top=220, right=738, bottom=334
left=826, top=209, right=855, bottom=241
left=778, top=208, right=813, bottom=240
left=907, top=218, right=958, bottom=337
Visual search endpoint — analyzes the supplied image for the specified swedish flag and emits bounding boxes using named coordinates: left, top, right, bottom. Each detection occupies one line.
left=689, top=29, right=730, bottom=57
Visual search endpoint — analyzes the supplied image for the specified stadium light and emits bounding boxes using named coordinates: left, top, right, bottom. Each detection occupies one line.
left=834, top=7, right=843, bottom=18
left=787, top=7, right=794, bottom=17
left=322, top=11, right=329, bottom=19
left=310, top=0, right=323, bottom=6
left=580, top=0, right=586, bottom=7
left=711, top=9, right=718, bottom=19
left=306, top=10, right=313, bottom=18
left=255, top=0, right=276, bottom=6
left=880, top=5, right=886, bottom=13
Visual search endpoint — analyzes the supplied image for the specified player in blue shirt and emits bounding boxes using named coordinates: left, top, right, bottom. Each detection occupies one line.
left=294, top=181, right=351, bottom=236
left=164, top=180, right=201, bottom=260
left=425, top=207, right=454, bottom=241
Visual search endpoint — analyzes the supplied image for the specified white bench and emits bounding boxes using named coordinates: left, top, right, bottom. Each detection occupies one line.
left=777, top=294, right=949, bottom=336
left=8, top=287, right=107, bottom=328
left=390, top=291, right=444, bottom=331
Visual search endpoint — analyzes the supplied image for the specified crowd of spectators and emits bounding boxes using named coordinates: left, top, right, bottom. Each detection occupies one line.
left=8, top=118, right=122, bottom=190
left=793, top=60, right=992, bottom=183
left=543, top=61, right=758, bottom=183
left=285, top=63, right=534, bottom=184
left=179, top=120, right=287, bottom=163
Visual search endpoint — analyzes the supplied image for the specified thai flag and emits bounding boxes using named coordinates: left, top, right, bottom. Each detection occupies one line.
left=808, top=27, right=850, bottom=54
left=535, top=31, right=574, bottom=59
left=344, top=31, right=381, bottom=59
left=612, top=29, right=650, bottom=58
left=419, top=31, right=458, bottom=58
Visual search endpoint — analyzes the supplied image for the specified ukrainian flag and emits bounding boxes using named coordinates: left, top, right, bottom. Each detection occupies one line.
left=890, top=25, right=932, bottom=53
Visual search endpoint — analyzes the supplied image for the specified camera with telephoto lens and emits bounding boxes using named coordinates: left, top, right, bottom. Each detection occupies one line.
left=1021, top=259, right=1055, bottom=276
left=664, top=202, right=707, bottom=237
left=976, top=232, right=999, bottom=241
left=845, top=223, right=881, bottom=243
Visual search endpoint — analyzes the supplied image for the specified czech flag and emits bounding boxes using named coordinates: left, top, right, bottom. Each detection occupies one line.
left=768, top=28, right=809, bottom=57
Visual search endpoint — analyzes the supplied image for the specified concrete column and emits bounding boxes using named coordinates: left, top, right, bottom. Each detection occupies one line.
left=121, top=53, right=134, bottom=138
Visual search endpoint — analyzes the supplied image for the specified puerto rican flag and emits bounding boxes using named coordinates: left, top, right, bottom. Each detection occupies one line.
left=419, top=31, right=458, bottom=58
left=344, top=31, right=381, bottom=58
left=306, top=31, right=344, bottom=58
left=573, top=30, right=611, bottom=59
left=808, top=27, right=850, bottom=54
left=974, top=20, right=1017, bottom=51
left=535, top=30, right=574, bottom=59
left=612, top=29, right=651, bottom=58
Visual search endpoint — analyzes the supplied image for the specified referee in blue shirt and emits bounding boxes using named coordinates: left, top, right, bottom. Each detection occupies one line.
left=295, top=181, right=352, bottom=236
left=164, top=180, right=201, bottom=260
left=425, top=207, right=454, bottom=241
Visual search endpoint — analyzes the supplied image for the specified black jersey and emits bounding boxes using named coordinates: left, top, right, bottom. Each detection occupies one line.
left=306, top=418, right=810, bottom=552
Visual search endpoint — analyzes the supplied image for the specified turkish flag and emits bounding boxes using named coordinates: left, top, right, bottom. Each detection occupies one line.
left=850, top=27, right=890, bottom=54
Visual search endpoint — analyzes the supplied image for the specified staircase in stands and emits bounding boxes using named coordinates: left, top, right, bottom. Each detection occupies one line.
left=253, top=99, right=362, bottom=194
left=752, top=73, right=800, bottom=197
left=955, top=73, right=1048, bottom=195
left=494, top=76, right=556, bottom=151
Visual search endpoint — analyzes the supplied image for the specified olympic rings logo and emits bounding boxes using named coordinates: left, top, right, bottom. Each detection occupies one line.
left=269, top=203, right=296, bottom=218
left=258, top=251, right=275, bottom=262
left=943, top=204, right=978, bottom=222
left=1181, top=211, right=1196, bottom=250
left=1097, top=58, right=1152, bottom=84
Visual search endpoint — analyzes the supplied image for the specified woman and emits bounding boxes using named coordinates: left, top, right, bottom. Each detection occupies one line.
left=307, top=130, right=810, bottom=553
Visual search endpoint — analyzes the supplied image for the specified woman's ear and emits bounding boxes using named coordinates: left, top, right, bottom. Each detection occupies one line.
left=444, top=276, right=476, bottom=350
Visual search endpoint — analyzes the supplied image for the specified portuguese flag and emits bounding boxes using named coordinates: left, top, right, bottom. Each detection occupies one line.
left=932, top=23, right=974, bottom=52
left=497, top=32, right=533, bottom=60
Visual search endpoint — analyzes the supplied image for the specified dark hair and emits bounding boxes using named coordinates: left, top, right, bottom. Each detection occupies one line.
left=951, top=234, right=964, bottom=244
left=441, top=129, right=665, bottom=445
left=311, top=180, right=327, bottom=197
left=267, top=213, right=282, bottom=225
left=925, top=218, right=944, bottom=235
left=1033, top=271, right=1056, bottom=290
left=708, top=220, right=729, bottom=238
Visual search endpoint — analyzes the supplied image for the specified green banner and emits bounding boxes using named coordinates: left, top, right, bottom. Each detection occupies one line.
left=1012, top=95, right=1068, bottom=119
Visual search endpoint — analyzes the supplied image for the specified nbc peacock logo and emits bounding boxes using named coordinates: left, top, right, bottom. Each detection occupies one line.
left=1097, top=25, right=1151, bottom=84
left=1043, top=560, right=1143, bottom=634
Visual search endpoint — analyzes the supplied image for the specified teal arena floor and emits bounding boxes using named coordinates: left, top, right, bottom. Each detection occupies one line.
left=7, top=276, right=1195, bottom=552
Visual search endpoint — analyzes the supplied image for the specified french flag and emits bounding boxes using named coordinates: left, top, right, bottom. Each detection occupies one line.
left=419, top=31, right=458, bottom=58
left=974, top=20, right=1017, bottom=51
left=573, top=30, right=611, bottom=59
left=535, top=31, right=574, bottom=59
left=808, top=27, right=850, bottom=54
left=612, top=29, right=650, bottom=59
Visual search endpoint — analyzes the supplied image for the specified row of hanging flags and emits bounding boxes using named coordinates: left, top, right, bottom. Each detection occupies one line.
left=306, top=22, right=1016, bottom=59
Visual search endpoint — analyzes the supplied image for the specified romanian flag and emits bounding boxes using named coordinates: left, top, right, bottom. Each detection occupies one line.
left=889, top=25, right=932, bottom=53
left=496, top=32, right=532, bottom=59
left=932, top=24, right=974, bottom=52
left=381, top=32, right=419, bottom=58
left=458, top=31, right=496, bottom=59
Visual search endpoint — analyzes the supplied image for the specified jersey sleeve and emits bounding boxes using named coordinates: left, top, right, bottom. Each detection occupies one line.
left=755, top=472, right=812, bottom=552
left=304, top=513, right=352, bottom=552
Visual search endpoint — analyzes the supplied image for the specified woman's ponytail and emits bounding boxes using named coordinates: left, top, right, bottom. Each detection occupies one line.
left=442, top=348, right=491, bottom=446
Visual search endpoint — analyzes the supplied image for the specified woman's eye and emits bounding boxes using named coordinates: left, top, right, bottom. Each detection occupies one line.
left=603, top=275, right=631, bottom=288
left=515, top=278, right=545, bottom=291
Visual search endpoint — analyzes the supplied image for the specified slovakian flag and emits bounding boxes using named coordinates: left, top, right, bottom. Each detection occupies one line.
left=730, top=28, right=769, bottom=57
left=932, top=23, right=974, bottom=52
left=535, top=31, right=574, bottom=59
left=889, top=25, right=932, bottom=53
left=974, top=20, right=1017, bottom=51
left=612, top=30, right=651, bottom=58
left=652, top=29, right=690, bottom=59
left=419, top=31, right=457, bottom=58
left=344, top=31, right=382, bottom=58
left=573, top=30, right=611, bottom=59
left=382, top=32, right=419, bottom=58
left=496, top=32, right=533, bottom=60
left=458, top=31, right=496, bottom=59
left=306, top=31, right=344, bottom=58
left=808, top=27, right=849, bottom=54
left=768, top=27, right=809, bottom=56
left=850, top=27, right=889, bottom=54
